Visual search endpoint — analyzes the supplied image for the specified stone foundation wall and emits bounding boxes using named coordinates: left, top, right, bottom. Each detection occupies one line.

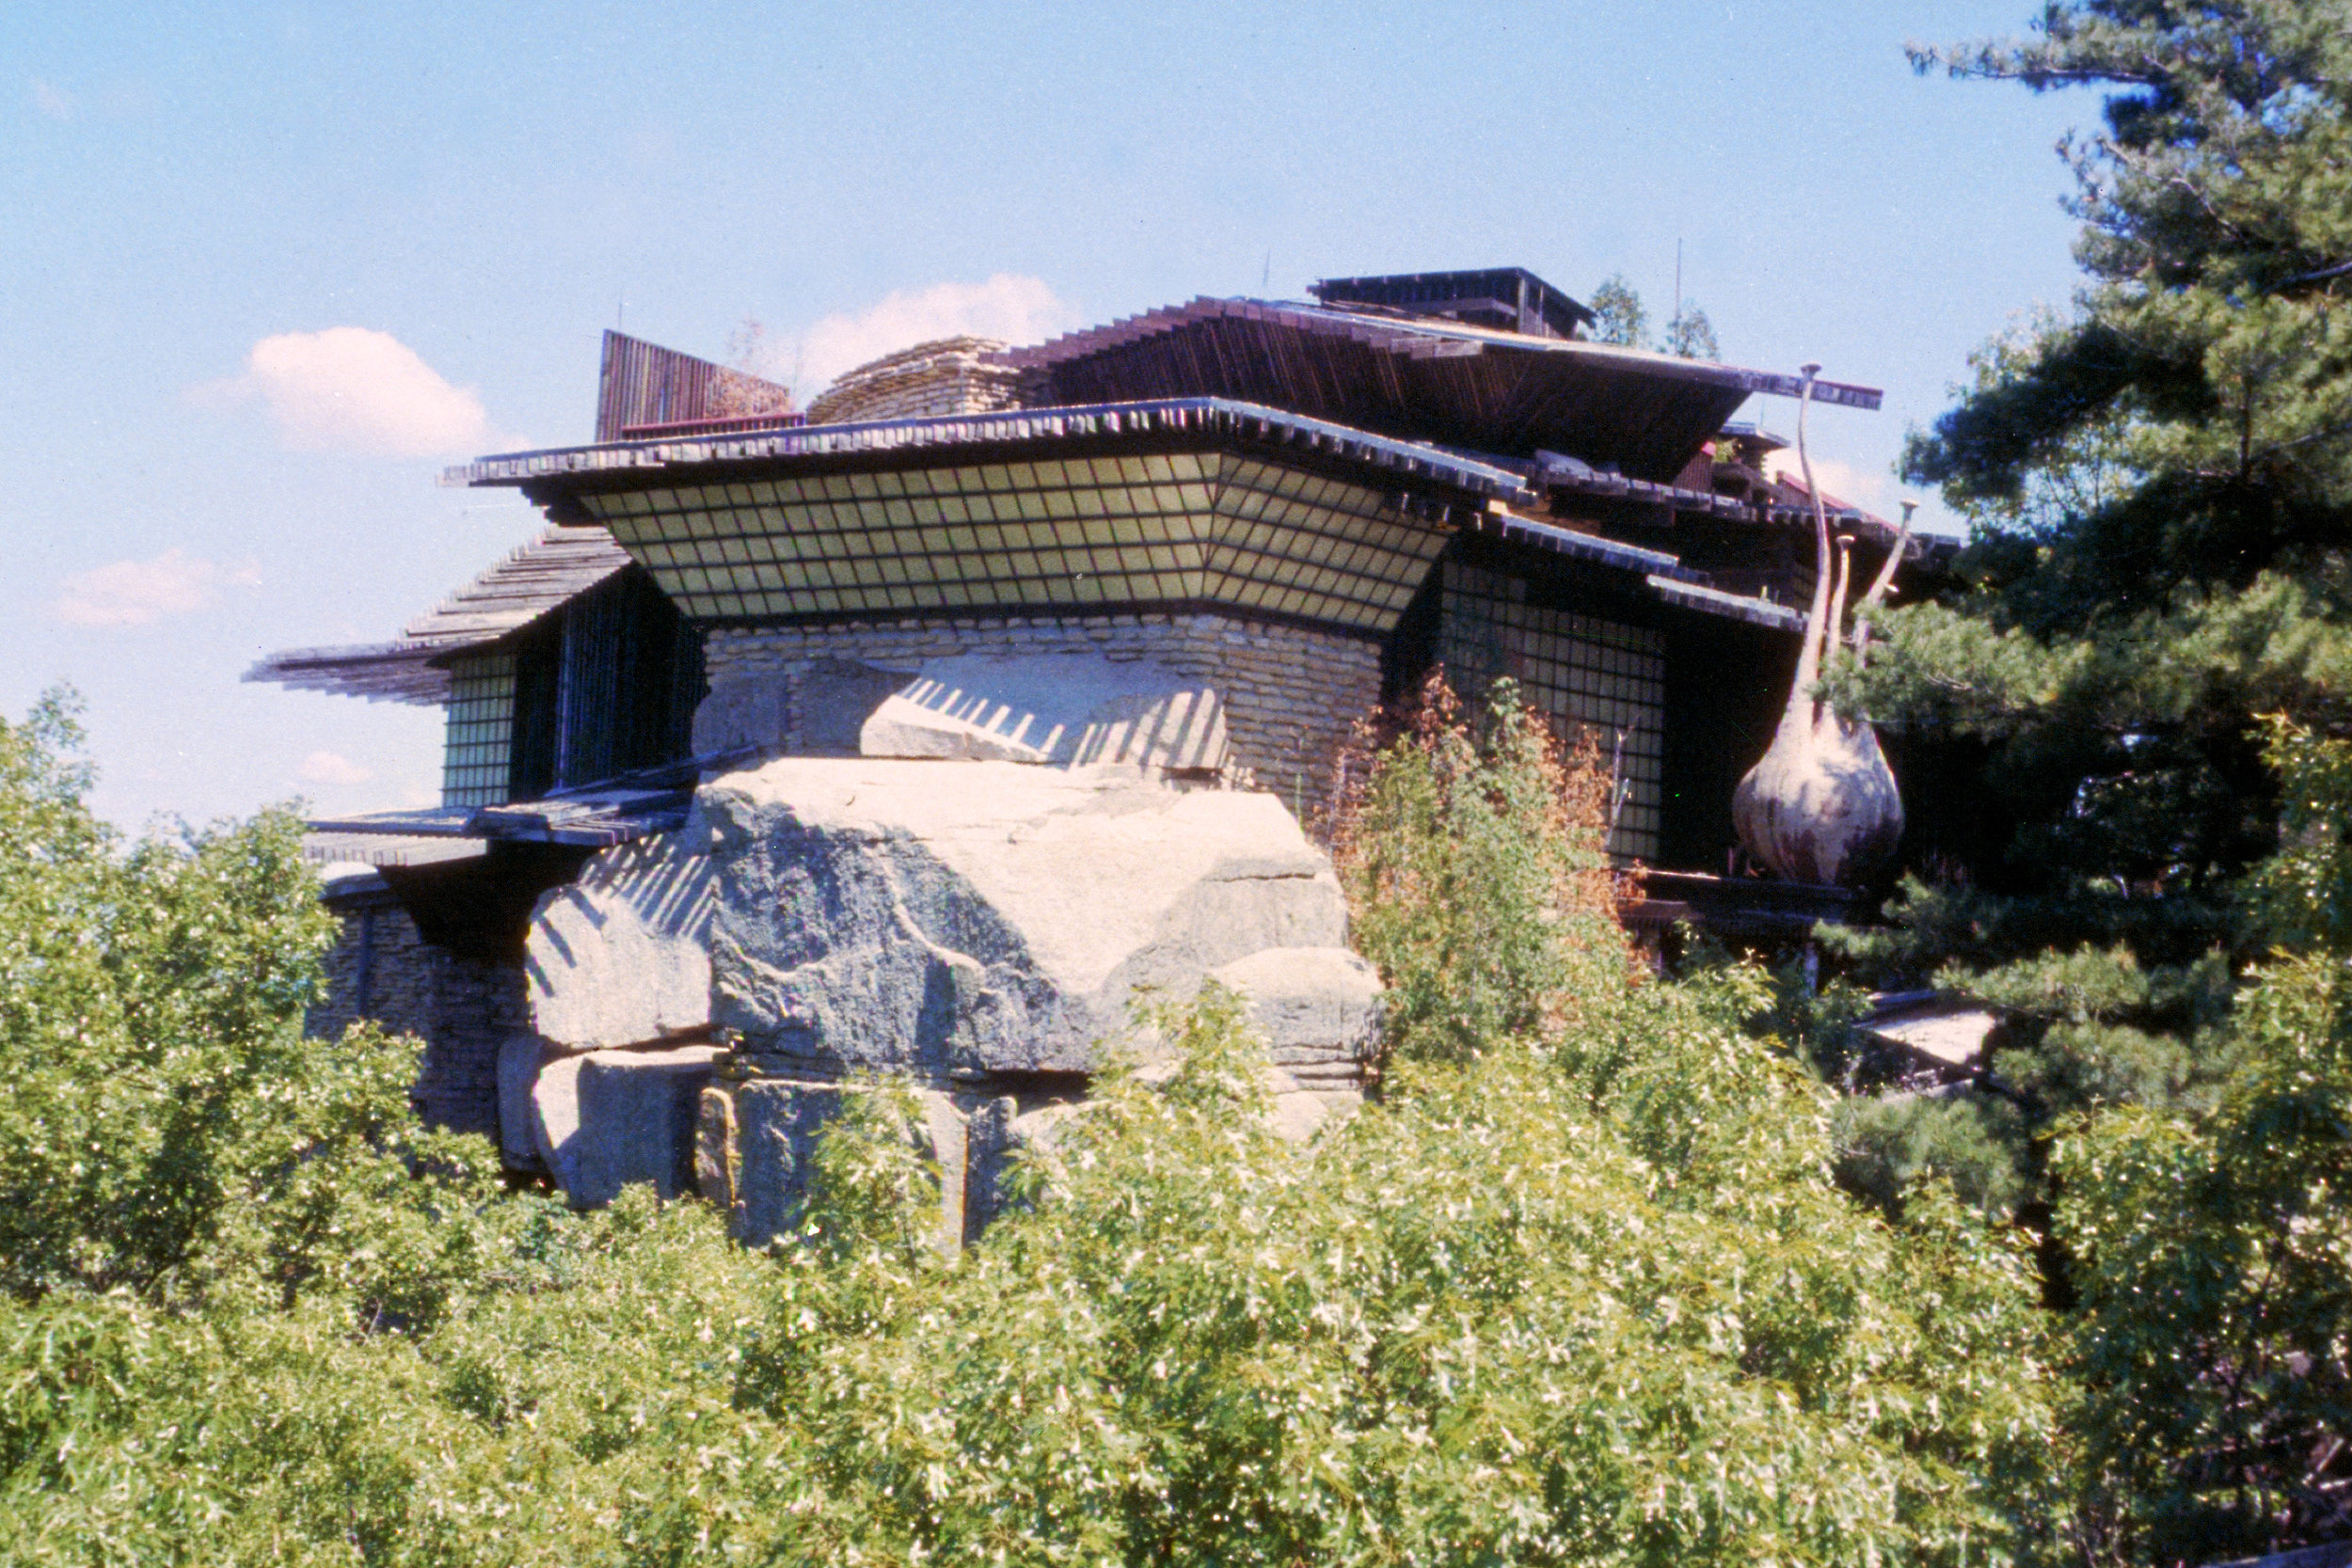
left=410, top=955, right=530, bottom=1139
left=702, top=611, right=1382, bottom=826
left=308, top=891, right=437, bottom=1042
left=310, top=884, right=527, bottom=1140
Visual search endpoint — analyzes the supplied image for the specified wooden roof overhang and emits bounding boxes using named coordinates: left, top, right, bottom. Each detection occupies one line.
left=447, top=398, right=1544, bottom=639
left=244, top=525, right=634, bottom=705
left=995, top=299, right=1882, bottom=484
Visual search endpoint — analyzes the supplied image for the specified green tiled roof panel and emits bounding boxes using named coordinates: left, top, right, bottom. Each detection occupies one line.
left=577, top=452, right=1452, bottom=633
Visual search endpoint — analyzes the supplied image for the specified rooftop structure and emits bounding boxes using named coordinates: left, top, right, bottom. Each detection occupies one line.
left=1311, top=266, right=1597, bottom=339
left=254, top=266, right=1944, bottom=1168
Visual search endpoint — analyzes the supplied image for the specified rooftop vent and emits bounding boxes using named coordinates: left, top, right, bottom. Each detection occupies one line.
left=1309, top=267, right=1596, bottom=340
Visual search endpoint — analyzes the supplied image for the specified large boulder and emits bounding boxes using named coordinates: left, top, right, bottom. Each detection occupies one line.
left=529, top=1042, right=723, bottom=1207
left=524, top=827, right=716, bottom=1052
left=709, top=1075, right=971, bottom=1250
left=496, top=1034, right=558, bottom=1171
left=860, top=654, right=1228, bottom=771
left=700, top=758, right=1348, bottom=1074
left=1209, top=946, right=1382, bottom=1096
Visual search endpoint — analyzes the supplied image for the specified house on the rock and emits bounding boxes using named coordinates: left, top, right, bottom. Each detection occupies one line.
left=253, top=266, right=1945, bottom=1234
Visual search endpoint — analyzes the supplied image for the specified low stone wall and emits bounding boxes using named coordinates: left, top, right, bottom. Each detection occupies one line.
left=701, top=611, right=1382, bottom=825
left=310, top=877, right=527, bottom=1140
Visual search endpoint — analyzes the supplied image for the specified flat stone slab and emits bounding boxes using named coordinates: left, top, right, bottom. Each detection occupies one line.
left=1861, top=1000, right=2002, bottom=1071
left=525, top=825, right=716, bottom=1052
left=700, top=758, right=1347, bottom=1074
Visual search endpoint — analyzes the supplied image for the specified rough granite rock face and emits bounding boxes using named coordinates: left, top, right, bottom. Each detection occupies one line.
left=524, top=827, right=716, bottom=1053
left=699, top=758, right=1347, bottom=1074
left=1208, top=945, right=1383, bottom=1094
left=716, top=1076, right=971, bottom=1250
left=496, top=1034, right=558, bottom=1172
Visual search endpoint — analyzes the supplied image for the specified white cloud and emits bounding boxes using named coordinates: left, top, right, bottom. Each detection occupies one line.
left=50, top=548, right=260, bottom=627
left=30, top=79, right=73, bottom=120
left=192, top=327, right=501, bottom=457
left=298, top=751, right=373, bottom=786
left=798, top=275, right=1079, bottom=393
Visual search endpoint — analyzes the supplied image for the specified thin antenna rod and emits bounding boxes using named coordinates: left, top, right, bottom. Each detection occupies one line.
left=1673, top=239, right=1682, bottom=328
left=1261, top=250, right=1271, bottom=293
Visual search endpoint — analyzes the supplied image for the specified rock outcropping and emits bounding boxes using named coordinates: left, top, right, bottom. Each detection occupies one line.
left=701, top=758, right=1347, bottom=1075
left=524, top=826, right=716, bottom=1052
left=690, top=756, right=1378, bottom=1244
left=497, top=754, right=1380, bottom=1233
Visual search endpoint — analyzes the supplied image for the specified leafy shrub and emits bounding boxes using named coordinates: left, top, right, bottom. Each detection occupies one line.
left=0, top=689, right=2066, bottom=1564
left=1330, top=671, right=1626, bottom=1077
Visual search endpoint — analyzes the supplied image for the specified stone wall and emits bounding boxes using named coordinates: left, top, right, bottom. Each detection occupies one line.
left=310, top=876, right=527, bottom=1140
left=702, top=611, right=1382, bottom=825
left=308, top=880, right=437, bottom=1042
left=803, top=336, right=1023, bottom=426
left=410, top=955, right=530, bottom=1138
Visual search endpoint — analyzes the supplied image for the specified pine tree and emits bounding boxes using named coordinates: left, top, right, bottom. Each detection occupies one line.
left=1835, top=0, right=2352, bottom=1008
left=1820, top=11, right=2352, bottom=1552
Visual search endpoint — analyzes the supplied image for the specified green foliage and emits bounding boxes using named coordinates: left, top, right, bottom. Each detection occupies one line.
left=1870, top=1, right=2352, bottom=942
left=1587, top=272, right=1648, bottom=347
left=1664, top=304, right=1718, bottom=360
left=1331, top=673, right=1623, bottom=1076
left=0, top=689, right=370, bottom=1302
left=2249, top=714, right=2352, bottom=950
left=1834, top=1093, right=2027, bottom=1224
left=0, top=689, right=2071, bottom=1565
left=2039, top=711, right=2352, bottom=1560
left=2056, top=952, right=2352, bottom=1563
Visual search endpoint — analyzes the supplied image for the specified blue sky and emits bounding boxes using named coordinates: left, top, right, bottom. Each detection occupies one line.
left=5, top=1, right=2096, bottom=828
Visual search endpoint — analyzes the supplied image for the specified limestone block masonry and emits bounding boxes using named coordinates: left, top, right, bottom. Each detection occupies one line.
left=310, top=884, right=525, bottom=1141
left=695, top=612, right=1383, bottom=825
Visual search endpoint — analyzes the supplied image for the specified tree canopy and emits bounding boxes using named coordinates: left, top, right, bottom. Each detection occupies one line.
left=1815, top=6, right=2352, bottom=1558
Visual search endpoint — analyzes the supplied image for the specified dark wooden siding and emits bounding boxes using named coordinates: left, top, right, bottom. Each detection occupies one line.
left=504, top=566, right=706, bottom=799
